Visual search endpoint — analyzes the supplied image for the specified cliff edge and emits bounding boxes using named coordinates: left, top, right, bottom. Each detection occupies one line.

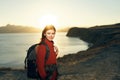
left=57, top=23, right=120, bottom=80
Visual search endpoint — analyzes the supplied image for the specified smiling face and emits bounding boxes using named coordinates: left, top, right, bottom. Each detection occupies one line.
left=41, top=25, right=56, bottom=41
left=44, top=29, right=55, bottom=41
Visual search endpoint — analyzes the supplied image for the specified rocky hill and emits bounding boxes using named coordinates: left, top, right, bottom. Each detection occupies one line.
left=57, top=23, right=120, bottom=80
left=66, top=23, right=120, bottom=48
left=0, top=23, right=120, bottom=80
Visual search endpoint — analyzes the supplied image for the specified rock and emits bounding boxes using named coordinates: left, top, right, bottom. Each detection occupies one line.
left=66, top=23, right=120, bottom=48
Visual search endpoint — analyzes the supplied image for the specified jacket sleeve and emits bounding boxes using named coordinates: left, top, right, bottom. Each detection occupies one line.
left=36, top=45, right=46, bottom=80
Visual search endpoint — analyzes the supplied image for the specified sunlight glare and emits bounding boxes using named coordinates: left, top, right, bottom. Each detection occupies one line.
left=39, top=14, right=59, bottom=29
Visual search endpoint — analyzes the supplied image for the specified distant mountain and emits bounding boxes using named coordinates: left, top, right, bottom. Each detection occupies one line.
left=0, top=24, right=69, bottom=33
left=0, top=24, right=41, bottom=33
left=57, top=27, right=70, bottom=32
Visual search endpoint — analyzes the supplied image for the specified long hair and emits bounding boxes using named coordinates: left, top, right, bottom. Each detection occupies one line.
left=40, top=25, right=56, bottom=42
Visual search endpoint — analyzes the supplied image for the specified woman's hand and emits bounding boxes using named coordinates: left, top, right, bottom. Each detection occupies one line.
left=54, top=45, right=59, bottom=56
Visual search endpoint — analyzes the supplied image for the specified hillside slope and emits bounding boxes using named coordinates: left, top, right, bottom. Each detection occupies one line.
left=57, top=23, right=120, bottom=80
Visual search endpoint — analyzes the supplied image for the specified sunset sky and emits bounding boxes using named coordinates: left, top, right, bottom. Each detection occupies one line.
left=0, top=0, right=120, bottom=28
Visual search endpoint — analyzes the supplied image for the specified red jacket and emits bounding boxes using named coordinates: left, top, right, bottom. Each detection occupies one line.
left=36, top=38, right=57, bottom=80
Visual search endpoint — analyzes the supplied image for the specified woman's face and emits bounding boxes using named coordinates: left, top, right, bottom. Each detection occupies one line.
left=44, top=29, right=55, bottom=41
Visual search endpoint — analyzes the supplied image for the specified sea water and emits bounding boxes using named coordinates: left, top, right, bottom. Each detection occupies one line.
left=0, top=32, right=88, bottom=68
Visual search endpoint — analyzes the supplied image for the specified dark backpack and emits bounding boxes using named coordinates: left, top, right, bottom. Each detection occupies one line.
left=24, top=42, right=49, bottom=79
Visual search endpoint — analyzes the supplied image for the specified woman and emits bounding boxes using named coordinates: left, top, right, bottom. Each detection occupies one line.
left=36, top=25, right=59, bottom=80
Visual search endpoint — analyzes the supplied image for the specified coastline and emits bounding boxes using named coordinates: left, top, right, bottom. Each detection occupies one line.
left=0, top=23, right=120, bottom=80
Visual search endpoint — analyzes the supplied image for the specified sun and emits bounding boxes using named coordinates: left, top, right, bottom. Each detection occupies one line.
left=38, top=14, right=59, bottom=29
